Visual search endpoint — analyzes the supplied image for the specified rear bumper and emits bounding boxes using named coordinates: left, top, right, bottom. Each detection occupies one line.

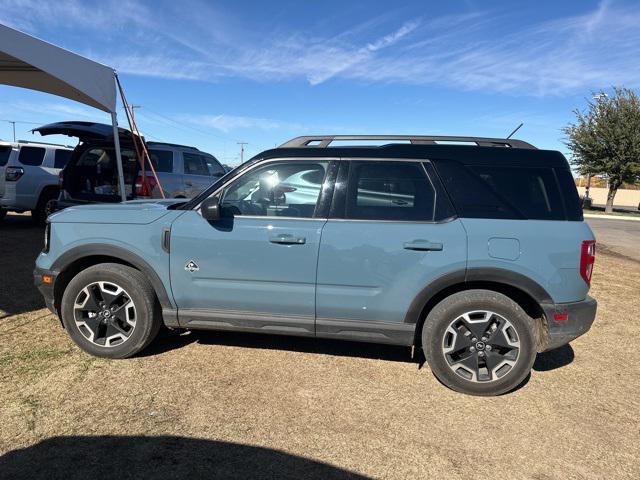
left=540, top=296, right=597, bottom=351
left=34, top=267, right=58, bottom=316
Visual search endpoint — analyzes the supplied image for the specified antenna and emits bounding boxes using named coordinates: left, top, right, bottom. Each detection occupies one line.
left=506, top=123, right=524, bottom=139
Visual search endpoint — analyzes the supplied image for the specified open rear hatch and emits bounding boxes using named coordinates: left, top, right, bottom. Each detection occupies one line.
left=33, top=121, right=144, bottom=202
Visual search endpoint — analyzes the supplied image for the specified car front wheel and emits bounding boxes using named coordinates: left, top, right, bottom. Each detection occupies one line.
left=60, top=263, right=161, bottom=358
left=422, top=289, right=537, bottom=396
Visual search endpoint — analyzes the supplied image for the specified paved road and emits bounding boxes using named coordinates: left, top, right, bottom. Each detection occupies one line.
left=587, top=217, right=640, bottom=262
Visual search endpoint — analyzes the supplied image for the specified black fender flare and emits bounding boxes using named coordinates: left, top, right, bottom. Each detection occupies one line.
left=403, top=267, right=553, bottom=325
left=51, top=243, right=174, bottom=310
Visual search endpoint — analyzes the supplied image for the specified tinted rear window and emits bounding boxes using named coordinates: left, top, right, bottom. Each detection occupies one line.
left=436, top=161, right=568, bottom=220
left=0, top=146, right=10, bottom=166
left=148, top=149, right=173, bottom=173
left=54, top=149, right=72, bottom=169
left=18, top=146, right=45, bottom=166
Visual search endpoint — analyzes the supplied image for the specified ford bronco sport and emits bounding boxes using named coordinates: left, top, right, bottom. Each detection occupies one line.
left=34, top=135, right=597, bottom=396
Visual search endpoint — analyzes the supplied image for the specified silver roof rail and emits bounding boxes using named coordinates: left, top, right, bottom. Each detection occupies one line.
left=17, top=139, right=74, bottom=148
left=279, top=135, right=536, bottom=150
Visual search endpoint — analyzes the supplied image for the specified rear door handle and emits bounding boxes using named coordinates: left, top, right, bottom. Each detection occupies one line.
left=269, top=234, right=306, bottom=245
left=185, top=181, right=193, bottom=187
left=403, top=240, right=443, bottom=251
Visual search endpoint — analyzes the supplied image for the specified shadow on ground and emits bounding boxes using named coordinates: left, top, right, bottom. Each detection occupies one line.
left=143, top=327, right=418, bottom=364
left=0, top=214, right=45, bottom=319
left=146, top=328, right=576, bottom=375
left=533, top=344, right=574, bottom=371
left=0, top=435, right=369, bottom=480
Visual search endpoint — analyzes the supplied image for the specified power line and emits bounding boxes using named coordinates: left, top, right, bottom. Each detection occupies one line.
left=1, top=119, right=43, bottom=141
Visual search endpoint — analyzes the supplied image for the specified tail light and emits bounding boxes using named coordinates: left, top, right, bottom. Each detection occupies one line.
left=135, top=174, right=156, bottom=198
left=5, top=166, right=24, bottom=181
left=580, top=240, right=596, bottom=285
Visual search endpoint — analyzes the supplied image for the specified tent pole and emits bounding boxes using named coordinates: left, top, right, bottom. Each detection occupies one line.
left=111, top=111, right=127, bottom=203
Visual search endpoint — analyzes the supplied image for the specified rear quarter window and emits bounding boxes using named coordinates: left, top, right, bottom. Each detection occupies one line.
left=54, top=149, right=72, bottom=169
left=18, top=146, right=46, bottom=166
left=436, top=160, right=567, bottom=220
left=0, top=146, right=11, bottom=166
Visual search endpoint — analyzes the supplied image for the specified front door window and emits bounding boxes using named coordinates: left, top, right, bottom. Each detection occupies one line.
left=220, top=161, right=328, bottom=218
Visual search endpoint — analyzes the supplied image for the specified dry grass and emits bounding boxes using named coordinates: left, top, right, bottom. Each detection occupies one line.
left=1, top=212, right=639, bottom=479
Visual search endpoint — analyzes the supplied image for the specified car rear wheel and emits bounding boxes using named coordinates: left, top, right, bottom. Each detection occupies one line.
left=0, top=208, right=6, bottom=222
left=61, top=263, right=161, bottom=358
left=422, top=289, right=537, bottom=396
left=32, top=189, right=58, bottom=226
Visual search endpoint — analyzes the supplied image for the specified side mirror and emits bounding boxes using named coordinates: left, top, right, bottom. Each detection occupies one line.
left=201, top=196, right=221, bottom=221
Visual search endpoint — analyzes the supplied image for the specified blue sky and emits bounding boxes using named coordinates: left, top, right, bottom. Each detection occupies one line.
left=1, top=0, right=640, bottom=165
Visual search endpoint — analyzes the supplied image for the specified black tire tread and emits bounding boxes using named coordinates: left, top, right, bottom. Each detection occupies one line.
left=60, top=263, right=161, bottom=359
left=422, top=289, right=537, bottom=396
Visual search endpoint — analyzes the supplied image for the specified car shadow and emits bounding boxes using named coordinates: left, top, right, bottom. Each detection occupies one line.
left=0, top=214, right=46, bottom=319
left=142, top=327, right=417, bottom=365
left=533, top=344, right=575, bottom=371
left=0, top=435, right=370, bottom=480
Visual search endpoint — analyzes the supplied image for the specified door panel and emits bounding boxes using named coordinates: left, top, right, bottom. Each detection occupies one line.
left=170, top=213, right=324, bottom=333
left=316, top=159, right=467, bottom=338
left=169, top=159, right=333, bottom=334
left=316, top=219, right=467, bottom=325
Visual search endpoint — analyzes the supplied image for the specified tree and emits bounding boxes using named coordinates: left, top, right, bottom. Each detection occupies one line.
left=564, top=87, right=640, bottom=213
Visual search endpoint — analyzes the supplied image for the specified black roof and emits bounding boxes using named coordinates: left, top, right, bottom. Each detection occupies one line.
left=251, top=144, right=570, bottom=169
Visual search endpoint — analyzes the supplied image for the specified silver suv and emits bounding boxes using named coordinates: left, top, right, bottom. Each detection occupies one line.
left=30, top=122, right=226, bottom=212
left=0, top=140, right=73, bottom=224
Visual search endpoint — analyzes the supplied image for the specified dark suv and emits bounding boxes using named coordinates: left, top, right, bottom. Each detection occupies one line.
left=32, top=121, right=225, bottom=210
left=35, top=135, right=596, bottom=396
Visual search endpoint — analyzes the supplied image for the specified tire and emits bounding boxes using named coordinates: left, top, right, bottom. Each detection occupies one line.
left=0, top=208, right=6, bottom=222
left=31, top=189, right=59, bottom=226
left=422, top=289, right=537, bottom=396
left=60, top=263, right=161, bottom=359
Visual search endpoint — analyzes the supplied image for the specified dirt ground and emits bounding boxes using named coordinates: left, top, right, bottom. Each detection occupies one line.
left=1, top=212, right=639, bottom=479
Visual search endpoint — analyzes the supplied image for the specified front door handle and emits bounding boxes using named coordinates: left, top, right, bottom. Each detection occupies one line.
left=403, top=239, right=443, bottom=251
left=269, top=234, right=306, bottom=245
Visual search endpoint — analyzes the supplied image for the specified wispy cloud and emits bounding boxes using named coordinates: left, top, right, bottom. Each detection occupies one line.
left=177, top=114, right=301, bottom=134
left=3, top=0, right=640, bottom=96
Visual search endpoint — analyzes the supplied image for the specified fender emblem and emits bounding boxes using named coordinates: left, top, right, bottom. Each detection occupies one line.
left=185, top=260, right=199, bottom=273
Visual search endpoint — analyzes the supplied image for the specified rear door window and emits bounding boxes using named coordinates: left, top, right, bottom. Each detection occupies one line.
left=148, top=149, right=174, bottom=173
left=183, top=153, right=210, bottom=176
left=0, top=146, right=11, bottom=166
left=54, top=149, right=72, bottom=169
left=18, top=146, right=45, bottom=166
left=345, top=161, right=437, bottom=221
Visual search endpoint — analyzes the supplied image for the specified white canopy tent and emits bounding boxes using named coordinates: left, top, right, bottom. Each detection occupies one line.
left=0, top=23, right=127, bottom=201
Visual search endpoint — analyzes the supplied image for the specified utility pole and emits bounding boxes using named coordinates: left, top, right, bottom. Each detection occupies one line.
left=237, top=142, right=248, bottom=164
left=2, top=120, right=16, bottom=141
left=128, top=105, right=141, bottom=125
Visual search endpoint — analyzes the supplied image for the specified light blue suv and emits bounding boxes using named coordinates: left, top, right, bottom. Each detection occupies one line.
left=34, top=135, right=597, bottom=395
